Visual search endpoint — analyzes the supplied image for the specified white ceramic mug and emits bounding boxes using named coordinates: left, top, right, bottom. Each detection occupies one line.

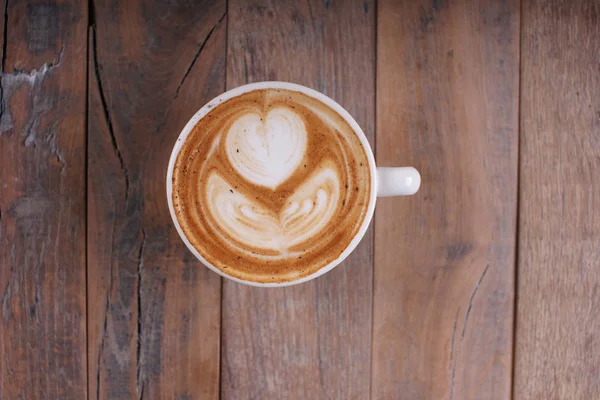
left=166, top=82, right=420, bottom=287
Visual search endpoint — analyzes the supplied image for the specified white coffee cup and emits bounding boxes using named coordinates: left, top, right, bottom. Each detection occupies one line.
left=166, top=82, right=420, bottom=287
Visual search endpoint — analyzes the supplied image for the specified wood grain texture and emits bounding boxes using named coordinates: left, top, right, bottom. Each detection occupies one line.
left=0, top=0, right=88, bottom=398
left=515, top=1, right=600, bottom=398
left=221, top=0, right=375, bottom=398
left=87, top=1, right=225, bottom=398
left=372, top=1, right=519, bottom=399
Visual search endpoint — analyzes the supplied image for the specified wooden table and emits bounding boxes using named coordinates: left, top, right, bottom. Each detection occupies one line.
left=0, top=0, right=598, bottom=399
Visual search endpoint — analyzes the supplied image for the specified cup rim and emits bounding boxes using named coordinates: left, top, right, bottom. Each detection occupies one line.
left=166, top=81, right=377, bottom=287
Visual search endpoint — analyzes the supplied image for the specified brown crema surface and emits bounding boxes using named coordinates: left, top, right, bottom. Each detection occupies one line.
left=172, top=88, right=371, bottom=283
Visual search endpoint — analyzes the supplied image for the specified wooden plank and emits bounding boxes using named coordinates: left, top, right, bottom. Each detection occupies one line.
left=87, top=1, right=225, bottom=398
left=515, top=1, right=600, bottom=398
left=372, top=1, right=519, bottom=399
left=0, top=0, right=88, bottom=398
left=221, top=0, right=375, bottom=398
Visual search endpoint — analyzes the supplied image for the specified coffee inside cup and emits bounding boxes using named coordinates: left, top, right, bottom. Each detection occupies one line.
left=172, top=88, right=371, bottom=283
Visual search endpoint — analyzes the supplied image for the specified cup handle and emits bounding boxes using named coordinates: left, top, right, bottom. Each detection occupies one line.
left=376, top=167, right=421, bottom=197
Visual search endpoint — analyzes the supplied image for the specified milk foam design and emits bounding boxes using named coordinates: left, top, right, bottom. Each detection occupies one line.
left=207, top=107, right=339, bottom=254
left=205, top=159, right=340, bottom=254
left=225, top=108, right=307, bottom=189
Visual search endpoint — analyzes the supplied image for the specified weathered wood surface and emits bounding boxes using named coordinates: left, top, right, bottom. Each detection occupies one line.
left=372, top=0, right=519, bottom=398
left=3, top=0, right=600, bottom=398
left=87, top=1, right=225, bottom=398
left=0, top=1, right=88, bottom=399
left=221, top=0, right=375, bottom=398
left=515, top=0, right=600, bottom=398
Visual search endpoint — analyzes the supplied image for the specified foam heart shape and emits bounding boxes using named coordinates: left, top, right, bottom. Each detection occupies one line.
left=225, top=107, right=307, bottom=189
left=204, top=160, right=340, bottom=254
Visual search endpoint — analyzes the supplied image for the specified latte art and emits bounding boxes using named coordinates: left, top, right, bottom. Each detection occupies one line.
left=225, top=108, right=307, bottom=189
left=205, top=160, right=339, bottom=253
left=172, top=89, right=371, bottom=283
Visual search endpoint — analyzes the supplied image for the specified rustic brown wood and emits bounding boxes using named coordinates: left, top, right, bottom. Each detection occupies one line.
left=372, top=1, right=519, bottom=399
left=221, top=0, right=375, bottom=398
left=0, top=0, right=88, bottom=398
left=514, top=1, right=600, bottom=398
left=87, top=1, right=226, bottom=398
